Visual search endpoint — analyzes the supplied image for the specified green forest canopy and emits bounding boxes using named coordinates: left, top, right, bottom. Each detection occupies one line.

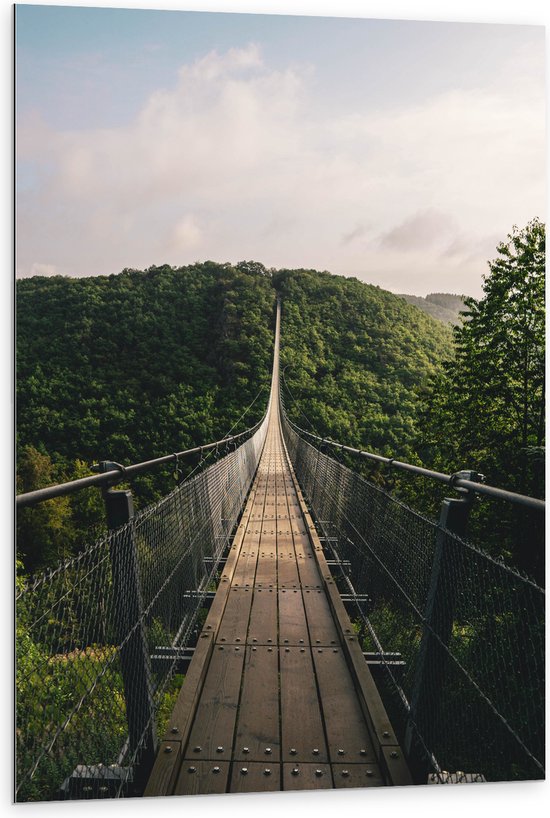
left=17, top=260, right=452, bottom=570
left=16, top=223, right=544, bottom=576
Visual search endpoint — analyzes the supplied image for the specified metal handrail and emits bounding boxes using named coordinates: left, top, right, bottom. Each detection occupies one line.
left=16, top=417, right=265, bottom=509
left=282, top=413, right=545, bottom=512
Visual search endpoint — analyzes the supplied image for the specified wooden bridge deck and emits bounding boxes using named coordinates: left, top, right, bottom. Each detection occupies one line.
left=145, top=304, right=411, bottom=797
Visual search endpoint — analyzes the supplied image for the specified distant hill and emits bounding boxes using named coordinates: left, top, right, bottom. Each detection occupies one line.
left=397, top=292, right=467, bottom=325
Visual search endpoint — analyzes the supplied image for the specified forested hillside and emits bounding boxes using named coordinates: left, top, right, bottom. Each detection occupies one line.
left=16, top=261, right=275, bottom=569
left=275, top=269, right=453, bottom=459
left=17, top=261, right=275, bottom=468
left=397, top=292, right=466, bottom=324
left=17, top=261, right=453, bottom=572
left=17, top=222, right=544, bottom=580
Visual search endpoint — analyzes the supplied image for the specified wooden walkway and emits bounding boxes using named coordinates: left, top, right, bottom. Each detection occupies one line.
left=145, top=303, right=411, bottom=797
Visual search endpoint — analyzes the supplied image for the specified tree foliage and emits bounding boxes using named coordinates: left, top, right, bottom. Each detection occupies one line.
left=418, top=220, right=545, bottom=577
left=274, top=267, right=453, bottom=459
left=18, top=241, right=541, bottom=577
left=17, top=262, right=275, bottom=570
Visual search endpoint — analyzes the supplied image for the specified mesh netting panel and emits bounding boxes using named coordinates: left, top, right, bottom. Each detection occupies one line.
left=282, top=415, right=545, bottom=783
left=16, top=418, right=268, bottom=802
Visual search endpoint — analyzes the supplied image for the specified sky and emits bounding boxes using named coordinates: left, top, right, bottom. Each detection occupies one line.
left=15, top=3, right=546, bottom=296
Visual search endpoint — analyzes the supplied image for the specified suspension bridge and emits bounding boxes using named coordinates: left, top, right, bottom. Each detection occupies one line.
left=16, top=299, right=545, bottom=801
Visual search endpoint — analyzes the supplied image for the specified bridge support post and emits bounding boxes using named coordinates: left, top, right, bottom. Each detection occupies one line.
left=404, top=472, right=478, bottom=768
left=104, top=488, right=157, bottom=795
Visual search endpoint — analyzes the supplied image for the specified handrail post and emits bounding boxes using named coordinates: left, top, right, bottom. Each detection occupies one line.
left=404, top=471, right=479, bottom=766
left=104, top=486, right=157, bottom=794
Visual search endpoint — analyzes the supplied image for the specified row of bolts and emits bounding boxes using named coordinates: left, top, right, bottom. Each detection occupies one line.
left=165, top=740, right=388, bottom=777
left=186, top=766, right=367, bottom=778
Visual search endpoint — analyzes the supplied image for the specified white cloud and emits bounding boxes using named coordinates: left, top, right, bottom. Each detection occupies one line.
left=176, top=43, right=264, bottom=82
left=16, top=44, right=545, bottom=295
left=169, top=215, right=202, bottom=252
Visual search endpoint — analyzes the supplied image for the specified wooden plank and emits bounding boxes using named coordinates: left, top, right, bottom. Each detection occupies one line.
left=260, top=529, right=278, bottom=548
left=249, top=498, right=268, bottom=517
left=173, top=760, right=230, bottom=796
left=380, top=745, right=413, bottom=787
left=216, top=587, right=253, bottom=644
left=232, top=534, right=259, bottom=586
left=318, top=552, right=405, bottom=754
left=258, top=533, right=277, bottom=557
left=198, top=492, right=256, bottom=633
left=276, top=524, right=293, bottom=537
left=302, top=589, right=340, bottom=645
left=231, top=548, right=259, bottom=586
left=247, top=589, right=277, bottom=644
left=289, top=461, right=413, bottom=787
left=278, top=589, right=308, bottom=645
left=295, top=551, right=322, bottom=588
left=233, top=646, right=280, bottom=761
left=254, top=555, right=277, bottom=587
left=143, top=741, right=181, bottom=798
left=280, top=646, right=328, bottom=763
left=292, top=530, right=315, bottom=553
left=239, top=527, right=262, bottom=545
left=276, top=544, right=295, bottom=560
left=282, top=763, right=333, bottom=790
left=251, top=486, right=268, bottom=498
left=277, top=553, right=300, bottom=588
left=158, top=632, right=213, bottom=741
left=312, top=647, right=377, bottom=763
left=145, top=469, right=260, bottom=796
left=184, top=645, right=245, bottom=761
left=145, top=632, right=215, bottom=795
left=332, top=763, right=385, bottom=789
left=230, top=761, right=281, bottom=793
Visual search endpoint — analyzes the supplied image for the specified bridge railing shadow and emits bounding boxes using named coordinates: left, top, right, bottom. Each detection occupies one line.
left=281, top=409, right=545, bottom=784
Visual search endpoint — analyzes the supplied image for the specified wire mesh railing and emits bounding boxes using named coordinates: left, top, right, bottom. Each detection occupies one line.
left=281, top=410, right=545, bottom=783
left=15, top=414, right=269, bottom=802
